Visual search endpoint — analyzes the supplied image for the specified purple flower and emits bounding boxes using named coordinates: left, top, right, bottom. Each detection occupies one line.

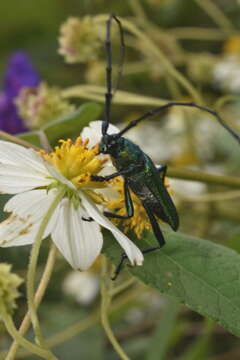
left=0, top=51, right=40, bottom=134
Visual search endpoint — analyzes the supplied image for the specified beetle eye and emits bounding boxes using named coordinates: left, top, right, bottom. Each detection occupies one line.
left=100, top=144, right=108, bottom=153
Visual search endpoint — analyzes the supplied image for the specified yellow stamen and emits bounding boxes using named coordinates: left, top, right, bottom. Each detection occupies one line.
left=106, top=176, right=171, bottom=239
left=40, top=137, right=107, bottom=203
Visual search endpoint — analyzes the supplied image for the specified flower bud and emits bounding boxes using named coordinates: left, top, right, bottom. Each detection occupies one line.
left=15, top=82, right=75, bottom=129
left=0, top=264, right=23, bottom=316
left=58, top=16, right=105, bottom=63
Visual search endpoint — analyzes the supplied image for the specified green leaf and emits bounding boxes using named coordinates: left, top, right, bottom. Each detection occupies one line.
left=103, top=231, right=240, bottom=337
left=145, top=297, right=179, bottom=360
left=18, top=132, right=42, bottom=147
left=18, top=102, right=102, bottom=147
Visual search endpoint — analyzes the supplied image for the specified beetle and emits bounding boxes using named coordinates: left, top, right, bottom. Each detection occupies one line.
left=91, top=14, right=240, bottom=279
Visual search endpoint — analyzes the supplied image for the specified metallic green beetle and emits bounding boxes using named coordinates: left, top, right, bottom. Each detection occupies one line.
left=92, top=14, right=240, bottom=279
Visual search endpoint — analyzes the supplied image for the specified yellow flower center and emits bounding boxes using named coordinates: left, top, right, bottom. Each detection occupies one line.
left=106, top=177, right=171, bottom=239
left=41, top=137, right=107, bottom=203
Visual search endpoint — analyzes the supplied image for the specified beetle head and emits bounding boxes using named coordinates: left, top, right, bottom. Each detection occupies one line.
left=99, top=133, right=122, bottom=155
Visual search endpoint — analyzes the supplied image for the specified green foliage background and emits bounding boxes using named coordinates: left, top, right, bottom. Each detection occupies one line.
left=0, top=1, right=240, bottom=359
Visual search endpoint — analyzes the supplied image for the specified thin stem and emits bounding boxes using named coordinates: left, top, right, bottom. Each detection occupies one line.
left=36, top=130, right=53, bottom=152
left=168, top=167, right=240, bottom=188
left=129, top=0, right=148, bottom=24
left=110, top=277, right=136, bottom=297
left=62, top=85, right=168, bottom=106
left=1, top=306, right=57, bottom=360
left=194, top=0, right=234, bottom=32
left=27, top=190, right=65, bottom=348
left=214, top=95, right=240, bottom=131
left=95, top=15, right=203, bottom=104
left=1, top=285, right=142, bottom=359
left=100, top=257, right=130, bottom=360
left=179, top=189, right=240, bottom=202
left=6, top=244, right=57, bottom=359
left=0, top=131, right=40, bottom=150
left=168, top=27, right=235, bottom=41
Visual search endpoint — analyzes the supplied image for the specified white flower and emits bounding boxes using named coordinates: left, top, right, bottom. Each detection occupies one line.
left=213, top=55, right=240, bottom=93
left=0, top=136, right=143, bottom=271
left=62, top=270, right=99, bottom=305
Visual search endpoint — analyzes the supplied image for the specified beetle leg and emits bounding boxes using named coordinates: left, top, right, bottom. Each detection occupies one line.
left=91, top=166, right=135, bottom=182
left=104, top=181, right=134, bottom=219
left=81, top=216, right=94, bottom=222
left=111, top=253, right=128, bottom=280
left=112, top=201, right=165, bottom=280
left=91, top=172, right=121, bottom=182
left=143, top=202, right=166, bottom=247
left=112, top=244, right=162, bottom=281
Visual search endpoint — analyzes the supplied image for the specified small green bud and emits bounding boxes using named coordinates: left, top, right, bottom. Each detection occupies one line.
left=58, top=16, right=105, bottom=64
left=0, top=264, right=23, bottom=317
left=15, top=82, right=75, bottom=129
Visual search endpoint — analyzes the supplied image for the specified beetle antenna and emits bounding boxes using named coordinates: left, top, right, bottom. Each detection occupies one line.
left=102, top=14, right=125, bottom=136
left=117, top=101, right=240, bottom=144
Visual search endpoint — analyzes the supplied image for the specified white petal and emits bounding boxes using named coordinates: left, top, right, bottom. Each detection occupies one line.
left=1, top=189, right=57, bottom=247
left=43, top=161, right=76, bottom=190
left=0, top=216, right=39, bottom=247
left=0, top=141, right=52, bottom=194
left=80, top=192, right=144, bottom=266
left=0, top=141, right=48, bottom=172
left=0, top=168, right=51, bottom=194
left=81, top=120, right=119, bottom=148
left=51, top=198, right=103, bottom=270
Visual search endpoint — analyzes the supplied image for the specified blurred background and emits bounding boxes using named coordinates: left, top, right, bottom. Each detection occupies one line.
left=0, top=0, right=240, bottom=359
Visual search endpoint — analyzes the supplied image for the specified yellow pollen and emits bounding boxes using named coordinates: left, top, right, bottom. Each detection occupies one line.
left=40, top=137, right=107, bottom=202
left=106, top=176, right=171, bottom=239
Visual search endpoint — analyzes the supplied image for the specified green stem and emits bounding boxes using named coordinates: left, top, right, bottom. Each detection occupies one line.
left=1, top=306, right=57, bottom=360
left=168, top=27, right=235, bottom=41
left=215, top=94, right=240, bottom=110
left=168, top=167, right=240, bottom=188
left=194, top=0, right=234, bottom=32
left=179, top=189, right=240, bottom=202
left=215, top=207, right=240, bottom=222
left=110, top=277, right=136, bottom=297
left=62, top=85, right=168, bottom=106
left=129, top=0, right=148, bottom=24
left=6, top=244, right=57, bottom=360
left=214, top=95, right=240, bottom=131
left=1, top=285, right=142, bottom=359
left=95, top=15, right=203, bottom=103
left=100, top=257, right=130, bottom=360
left=27, top=190, right=65, bottom=348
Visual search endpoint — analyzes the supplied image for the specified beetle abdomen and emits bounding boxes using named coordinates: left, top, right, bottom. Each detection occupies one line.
left=129, top=180, right=179, bottom=231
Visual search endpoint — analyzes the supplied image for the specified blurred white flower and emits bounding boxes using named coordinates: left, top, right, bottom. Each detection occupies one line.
left=170, top=179, right=206, bottom=204
left=213, top=55, right=240, bottom=93
left=62, top=270, right=99, bottom=305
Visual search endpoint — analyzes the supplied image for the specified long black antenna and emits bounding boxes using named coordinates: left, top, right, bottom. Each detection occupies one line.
left=102, top=14, right=125, bottom=136
left=117, top=101, right=240, bottom=144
